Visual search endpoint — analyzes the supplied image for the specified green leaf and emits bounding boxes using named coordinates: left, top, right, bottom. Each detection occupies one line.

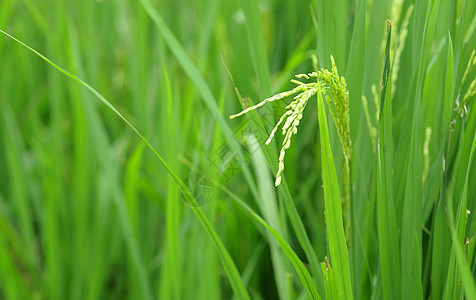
left=317, top=81, right=353, bottom=299
left=431, top=32, right=455, bottom=300
left=376, top=21, right=401, bottom=300
left=445, top=118, right=476, bottom=299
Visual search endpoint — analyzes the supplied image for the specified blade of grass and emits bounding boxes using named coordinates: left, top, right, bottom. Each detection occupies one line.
left=345, top=0, right=366, bottom=141
left=238, top=0, right=271, bottom=98
left=159, top=64, right=182, bottom=300
left=456, top=130, right=476, bottom=298
left=431, top=31, right=455, bottom=300
left=66, top=23, right=94, bottom=300
left=399, top=66, right=424, bottom=299
left=248, top=134, right=291, bottom=299
left=446, top=129, right=476, bottom=299
left=400, top=0, right=441, bottom=297
left=376, top=21, right=401, bottom=300
left=317, top=81, right=353, bottom=299
left=344, top=1, right=368, bottom=295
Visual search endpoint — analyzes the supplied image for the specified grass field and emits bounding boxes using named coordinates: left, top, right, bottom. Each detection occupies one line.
left=1, top=0, right=476, bottom=299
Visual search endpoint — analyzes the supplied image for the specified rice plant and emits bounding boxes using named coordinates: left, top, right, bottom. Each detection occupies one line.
left=0, top=0, right=475, bottom=299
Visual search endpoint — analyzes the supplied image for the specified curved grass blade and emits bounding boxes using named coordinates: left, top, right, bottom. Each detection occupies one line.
left=0, top=29, right=251, bottom=300
left=248, top=135, right=290, bottom=299
left=238, top=0, right=271, bottom=97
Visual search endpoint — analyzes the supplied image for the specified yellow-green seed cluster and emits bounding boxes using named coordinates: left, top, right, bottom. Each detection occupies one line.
left=318, top=56, right=352, bottom=163
left=229, top=56, right=351, bottom=186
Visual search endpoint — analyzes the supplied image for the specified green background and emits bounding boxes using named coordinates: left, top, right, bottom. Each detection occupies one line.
left=0, top=0, right=475, bottom=299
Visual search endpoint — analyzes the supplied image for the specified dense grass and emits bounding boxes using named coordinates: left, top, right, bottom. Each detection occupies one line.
left=1, top=0, right=476, bottom=299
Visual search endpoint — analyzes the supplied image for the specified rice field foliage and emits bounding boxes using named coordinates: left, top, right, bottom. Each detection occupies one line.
left=0, top=0, right=475, bottom=299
